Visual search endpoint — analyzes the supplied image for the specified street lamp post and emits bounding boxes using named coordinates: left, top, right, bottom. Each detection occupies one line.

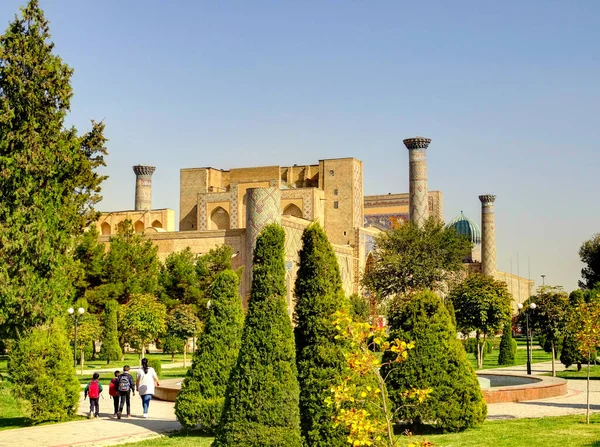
left=68, top=307, right=85, bottom=368
left=541, top=275, right=546, bottom=286
left=518, top=302, right=536, bottom=375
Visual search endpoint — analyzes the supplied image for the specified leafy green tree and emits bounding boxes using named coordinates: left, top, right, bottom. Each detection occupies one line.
left=159, top=248, right=202, bottom=310
left=579, top=234, right=600, bottom=290
left=294, top=223, right=349, bottom=446
left=382, top=290, right=487, bottom=432
left=449, top=273, right=513, bottom=369
left=497, top=323, right=516, bottom=365
left=362, top=218, right=472, bottom=298
left=348, top=293, right=370, bottom=323
left=99, top=300, right=122, bottom=364
left=68, top=311, right=102, bottom=371
left=120, top=294, right=167, bottom=360
left=165, top=304, right=200, bottom=367
left=213, top=225, right=301, bottom=447
left=196, top=244, right=242, bottom=298
left=161, top=334, right=184, bottom=361
left=175, top=270, right=244, bottom=433
left=0, top=0, right=107, bottom=339
left=560, top=290, right=587, bottom=371
left=9, top=319, right=80, bottom=423
left=520, top=286, right=569, bottom=376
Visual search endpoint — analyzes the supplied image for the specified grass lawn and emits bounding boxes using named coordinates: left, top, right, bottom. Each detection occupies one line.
left=0, top=380, right=29, bottom=431
left=466, top=345, right=553, bottom=370
left=77, top=366, right=190, bottom=385
left=77, top=352, right=186, bottom=372
left=118, top=415, right=600, bottom=447
left=554, top=364, right=600, bottom=380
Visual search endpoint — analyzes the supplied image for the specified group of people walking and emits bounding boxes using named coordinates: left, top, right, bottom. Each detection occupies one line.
left=84, top=358, right=160, bottom=419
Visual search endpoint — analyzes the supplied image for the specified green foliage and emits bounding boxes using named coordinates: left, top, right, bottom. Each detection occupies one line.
left=362, top=218, right=472, bottom=298
left=213, top=225, right=301, bottom=447
left=348, top=293, right=370, bottom=323
left=74, top=227, right=106, bottom=311
left=449, top=273, right=513, bottom=369
left=579, top=233, right=600, bottom=290
left=293, top=223, right=349, bottom=446
left=382, top=291, right=487, bottom=432
left=120, top=294, right=167, bottom=356
left=159, top=248, right=203, bottom=310
left=0, top=0, right=107, bottom=339
left=68, top=311, right=102, bottom=366
left=9, top=319, right=80, bottom=423
left=167, top=304, right=200, bottom=341
left=497, top=323, right=516, bottom=365
left=99, top=300, right=122, bottom=363
left=162, top=335, right=185, bottom=361
left=148, top=359, right=162, bottom=379
left=175, top=270, right=244, bottom=433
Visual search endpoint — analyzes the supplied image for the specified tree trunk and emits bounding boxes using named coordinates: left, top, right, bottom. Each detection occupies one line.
left=183, top=342, right=187, bottom=368
left=91, top=340, right=97, bottom=360
left=80, top=349, right=85, bottom=375
left=587, top=357, right=591, bottom=424
left=578, top=362, right=582, bottom=372
left=551, top=340, right=556, bottom=377
left=476, top=333, right=483, bottom=370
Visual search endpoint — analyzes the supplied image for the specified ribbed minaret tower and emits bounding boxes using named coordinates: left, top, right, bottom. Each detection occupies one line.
left=479, top=194, right=497, bottom=276
left=403, top=137, right=431, bottom=226
left=133, top=165, right=156, bottom=211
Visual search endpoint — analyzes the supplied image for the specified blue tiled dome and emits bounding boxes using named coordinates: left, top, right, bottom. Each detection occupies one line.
left=448, top=211, right=481, bottom=244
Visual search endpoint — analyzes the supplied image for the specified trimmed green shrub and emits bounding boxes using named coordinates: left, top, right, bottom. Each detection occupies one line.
left=348, top=293, right=370, bottom=323
left=99, top=300, right=122, bottom=364
left=294, top=223, right=349, bottom=446
left=175, top=270, right=244, bottom=433
left=212, top=225, right=301, bottom=447
left=9, top=319, right=80, bottom=423
left=485, top=339, right=494, bottom=355
left=497, top=323, right=516, bottom=365
left=382, top=291, right=487, bottom=432
left=148, top=358, right=162, bottom=379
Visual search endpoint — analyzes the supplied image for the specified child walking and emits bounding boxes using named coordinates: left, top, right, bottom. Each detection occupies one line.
left=84, top=373, right=103, bottom=418
left=117, top=365, right=135, bottom=419
left=108, top=370, right=121, bottom=417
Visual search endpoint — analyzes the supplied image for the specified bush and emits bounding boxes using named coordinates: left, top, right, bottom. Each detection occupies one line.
left=9, top=319, right=80, bottom=423
left=382, top=291, right=487, bottom=432
left=175, top=270, right=244, bottom=433
left=485, top=339, right=494, bottom=354
left=497, top=323, right=516, bottom=365
left=348, top=293, right=370, bottom=322
left=294, top=223, right=349, bottom=446
left=148, top=358, right=162, bottom=379
left=212, top=225, right=301, bottom=447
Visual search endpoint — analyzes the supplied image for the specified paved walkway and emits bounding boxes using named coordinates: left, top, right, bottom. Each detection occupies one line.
left=482, top=361, right=600, bottom=420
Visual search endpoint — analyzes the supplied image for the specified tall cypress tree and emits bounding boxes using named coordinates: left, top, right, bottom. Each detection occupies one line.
left=175, top=270, right=244, bottom=432
left=294, top=223, right=348, bottom=446
left=212, top=225, right=301, bottom=447
left=497, top=322, right=516, bottom=366
left=0, top=0, right=107, bottom=338
left=99, top=300, right=122, bottom=364
left=382, top=290, right=487, bottom=433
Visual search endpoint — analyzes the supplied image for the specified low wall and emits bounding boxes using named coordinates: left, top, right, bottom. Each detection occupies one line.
left=479, top=373, right=568, bottom=404
left=153, top=379, right=182, bottom=402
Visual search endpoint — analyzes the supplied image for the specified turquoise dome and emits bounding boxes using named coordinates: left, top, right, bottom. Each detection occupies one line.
left=448, top=211, right=481, bottom=244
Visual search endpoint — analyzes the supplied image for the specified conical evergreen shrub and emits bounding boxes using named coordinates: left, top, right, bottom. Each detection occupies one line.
left=497, top=323, right=516, bottom=365
left=382, top=290, right=487, bottom=432
left=9, top=319, right=80, bottom=423
left=99, top=300, right=122, bottom=364
left=212, top=224, right=301, bottom=447
left=175, top=270, right=244, bottom=432
left=294, top=223, right=348, bottom=446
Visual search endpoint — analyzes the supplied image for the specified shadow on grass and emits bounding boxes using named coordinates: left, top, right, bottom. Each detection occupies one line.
left=0, top=416, right=31, bottom=430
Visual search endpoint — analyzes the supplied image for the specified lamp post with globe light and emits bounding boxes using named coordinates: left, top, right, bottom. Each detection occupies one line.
left=518, top=302, right=536, bottom=375
left=68, top=307, right=85, bottom=368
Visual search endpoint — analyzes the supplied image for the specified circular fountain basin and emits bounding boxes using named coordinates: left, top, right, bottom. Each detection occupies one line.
left=476, top=373, right=567, bottom=403
left=154, top=379, right=182, bottom=402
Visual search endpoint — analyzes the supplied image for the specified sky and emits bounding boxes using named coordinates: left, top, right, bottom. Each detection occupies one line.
left=1, top=0, right=598, bottom=292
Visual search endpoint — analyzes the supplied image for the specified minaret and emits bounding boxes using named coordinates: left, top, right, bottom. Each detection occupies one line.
left=403, top=137, right=431, bottom=226
left=133, top=165, right=156, bottom=211
left=479, top=194, right=497, bottom=276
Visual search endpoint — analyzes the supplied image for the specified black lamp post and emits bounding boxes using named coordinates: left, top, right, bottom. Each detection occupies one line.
left=68, top=307, right=85, bottom=368
left=518, top=302, right=536, bottom=375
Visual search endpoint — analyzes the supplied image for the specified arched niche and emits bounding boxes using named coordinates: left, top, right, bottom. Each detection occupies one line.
left=134, top=221, right=144, bottom=234
left=151, top=220, right=163, bottom=229
left=116, top=221, right=125, bottom=234
left=100, top=222, right=111, bottom=236
left=283, top=203, right=303, bottom=218
left=211, top=207, right=230, bottom=230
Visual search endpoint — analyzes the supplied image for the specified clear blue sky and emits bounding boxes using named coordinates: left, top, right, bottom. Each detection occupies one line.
left=2, top=1, right=598, bottom=292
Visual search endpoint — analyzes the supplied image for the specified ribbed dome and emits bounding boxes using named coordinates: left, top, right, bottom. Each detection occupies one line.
left=448, top=211, right=481, bottom=244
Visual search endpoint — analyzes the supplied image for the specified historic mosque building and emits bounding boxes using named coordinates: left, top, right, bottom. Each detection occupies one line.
left=96, top=137, right=533, bottom=312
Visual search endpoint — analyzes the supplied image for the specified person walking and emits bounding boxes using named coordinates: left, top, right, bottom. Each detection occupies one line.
left=117, top=365, right=135, bottom=419
left=108, top=370, right=121, bottom=417
left=136, top=358, right=160, bottom=418
left=84, top=373, right=103, bottom=418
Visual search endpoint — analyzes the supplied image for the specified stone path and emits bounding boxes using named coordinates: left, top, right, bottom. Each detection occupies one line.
left=482, top=361, right=600, bottom=420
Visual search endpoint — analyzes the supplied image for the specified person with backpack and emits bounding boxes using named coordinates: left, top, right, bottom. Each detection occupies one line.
left=108, top=370, right=120, bottom=417
left=117, top=365, right=135, bottom=419
left=136, top=358, right=160, bottom=418
left=84, top=372, right=103, bottom=418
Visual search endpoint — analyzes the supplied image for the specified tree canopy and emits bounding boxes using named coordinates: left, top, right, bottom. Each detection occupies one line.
left=120, top=293, right=167, bottom=358
left=362, top=218, right=472, bottom=298
left=579, top=233, right=600, bottom=290
left=0, top=0, right=107, bottom=338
